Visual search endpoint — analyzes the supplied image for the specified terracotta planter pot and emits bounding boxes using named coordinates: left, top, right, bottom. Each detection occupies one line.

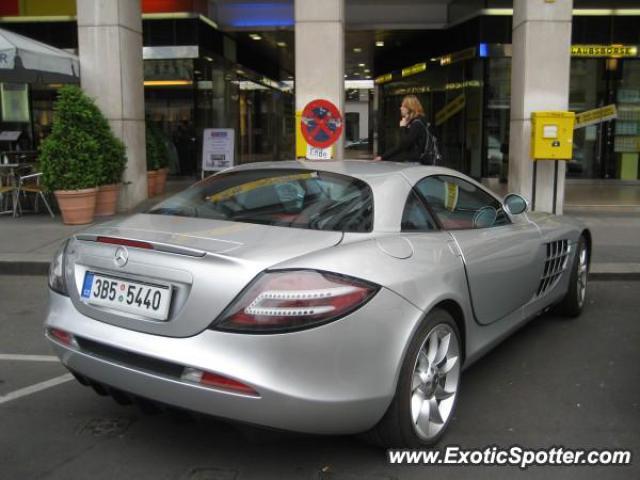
left=95, top=184, right=120, bottom=217
left=156, top=168, right=168, bottom=195
left=54, top=187, right=97, bottom=225
left=147, top=170, right=160, bottom=197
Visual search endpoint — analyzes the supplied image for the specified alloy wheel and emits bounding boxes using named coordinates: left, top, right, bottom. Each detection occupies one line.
left=577, top=243, right=588, bottom=307
left=410, top=324, right=460, bottom=441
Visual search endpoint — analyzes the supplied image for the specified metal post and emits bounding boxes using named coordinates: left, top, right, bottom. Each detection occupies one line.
left=531, top=160, right=537, bottom=211
left=552, top=160, right=559, bottom=214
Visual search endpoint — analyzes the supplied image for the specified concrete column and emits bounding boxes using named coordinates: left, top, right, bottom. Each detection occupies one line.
left=294, top=0, right=345, bottom=160
left=508, top=0, right=573, bottom=213
left=77, top=0, right=147, bottom=209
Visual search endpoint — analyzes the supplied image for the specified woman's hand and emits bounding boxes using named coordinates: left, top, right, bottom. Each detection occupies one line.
left=399, top=117, right=409, bottom=127
left=372, top=156, right=382, bottom=161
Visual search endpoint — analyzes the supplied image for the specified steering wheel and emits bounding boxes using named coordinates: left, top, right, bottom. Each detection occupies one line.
left=472, top=206, right=498, bottom=229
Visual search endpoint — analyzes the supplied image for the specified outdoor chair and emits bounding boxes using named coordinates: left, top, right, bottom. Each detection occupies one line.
left=14, top=171, right=55, bottom=218
left=0, top=171, right=17, bottom=214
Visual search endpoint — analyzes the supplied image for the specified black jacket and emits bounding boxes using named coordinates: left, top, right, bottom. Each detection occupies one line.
left=381, top=116, right=427, bottom=162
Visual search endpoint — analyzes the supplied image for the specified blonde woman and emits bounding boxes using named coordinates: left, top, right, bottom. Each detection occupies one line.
left=374, top=95, right=429, bottom=163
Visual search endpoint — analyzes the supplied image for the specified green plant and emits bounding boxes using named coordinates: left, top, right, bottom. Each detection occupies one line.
left=40, top=86, right=100, bottom=191
left=40, top=85, right=126, bottom=190
left=98, top=132, right=126, bottom=185
left=146, top=121, right=169, bottom=171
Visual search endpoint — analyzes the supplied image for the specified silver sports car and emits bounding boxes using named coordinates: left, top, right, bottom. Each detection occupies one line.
left=45, top=160, right=591, bottom=447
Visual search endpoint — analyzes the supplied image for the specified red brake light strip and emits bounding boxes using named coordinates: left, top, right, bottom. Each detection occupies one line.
left=96, top=236, right=154, bottom=250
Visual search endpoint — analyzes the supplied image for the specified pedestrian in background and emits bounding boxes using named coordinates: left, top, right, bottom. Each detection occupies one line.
left=374, top=94, right=440, bottom=165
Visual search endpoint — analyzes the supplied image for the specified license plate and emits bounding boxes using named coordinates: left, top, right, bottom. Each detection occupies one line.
left=81, top=272, right=172, bottom=321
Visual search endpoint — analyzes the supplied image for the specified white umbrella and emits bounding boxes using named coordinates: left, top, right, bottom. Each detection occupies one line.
left=0, top=27, right=79, bottom=83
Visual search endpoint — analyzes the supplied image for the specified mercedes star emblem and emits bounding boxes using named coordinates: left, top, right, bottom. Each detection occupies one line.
left=114, top=247, right=129, bottom=267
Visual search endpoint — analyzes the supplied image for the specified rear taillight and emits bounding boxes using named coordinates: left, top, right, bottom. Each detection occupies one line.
left=212, top=270, right=379, bottom=333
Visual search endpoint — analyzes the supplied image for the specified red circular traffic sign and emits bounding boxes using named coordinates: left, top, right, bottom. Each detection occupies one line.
left=301, top=99, right=343, bottom=149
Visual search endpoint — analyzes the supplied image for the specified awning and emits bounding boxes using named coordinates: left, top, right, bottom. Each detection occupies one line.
left=0, top=28, right=79, bottom=83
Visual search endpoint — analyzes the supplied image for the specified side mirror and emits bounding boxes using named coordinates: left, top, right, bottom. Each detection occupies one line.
left=504, top=193, right=529, bottom=215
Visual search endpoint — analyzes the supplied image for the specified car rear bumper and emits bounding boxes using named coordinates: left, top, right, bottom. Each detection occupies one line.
left=45, top=287, right=423, bottom=435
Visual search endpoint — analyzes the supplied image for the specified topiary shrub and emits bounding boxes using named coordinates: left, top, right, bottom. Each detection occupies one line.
left=96, top=122, right=127, bottom=186
left=40, top=85, right=104, bottom=191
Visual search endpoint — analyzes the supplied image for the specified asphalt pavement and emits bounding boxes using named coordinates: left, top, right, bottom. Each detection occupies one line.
left=0, top=276, right=638, bottom=480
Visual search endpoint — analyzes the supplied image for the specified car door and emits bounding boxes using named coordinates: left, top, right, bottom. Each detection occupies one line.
left=414, top=174, right=543, bottom=325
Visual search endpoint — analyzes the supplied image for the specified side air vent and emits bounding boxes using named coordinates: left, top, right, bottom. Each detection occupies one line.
left=536, top=240, right=570, bottom=297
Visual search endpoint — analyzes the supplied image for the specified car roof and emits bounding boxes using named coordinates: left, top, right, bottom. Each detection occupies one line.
left=229, top=159, right=460, bottom=182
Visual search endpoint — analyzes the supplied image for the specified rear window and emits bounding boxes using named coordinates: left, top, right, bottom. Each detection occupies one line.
left=148, top=169, right=374, bottom=232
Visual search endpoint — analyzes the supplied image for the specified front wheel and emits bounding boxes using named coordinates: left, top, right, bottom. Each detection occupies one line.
left=556, top=235, right=589, bottom=317
left=364, top=308, right=462, bottom=448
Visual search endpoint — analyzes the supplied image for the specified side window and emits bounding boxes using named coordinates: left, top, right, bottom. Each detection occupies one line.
left=415, top=175, right=510, bottom=230
left=401, top=190, right=437, bottom=232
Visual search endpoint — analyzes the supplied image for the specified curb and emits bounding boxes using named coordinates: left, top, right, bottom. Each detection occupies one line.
left=588, top=272, right=640, bottom=281
left=2, top=261, right=640, bottom=281
left=589, top=263, right=640, bottom=281
left=0, top=261, right=50, bottom=276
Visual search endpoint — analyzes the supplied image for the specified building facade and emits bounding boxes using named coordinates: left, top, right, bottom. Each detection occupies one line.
left=0, top=0, right=295, bottom=175
left=375, top=9, right=640, bottom=184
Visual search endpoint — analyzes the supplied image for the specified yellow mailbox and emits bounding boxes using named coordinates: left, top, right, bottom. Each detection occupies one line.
left=530, top=111, right=575, bottom=160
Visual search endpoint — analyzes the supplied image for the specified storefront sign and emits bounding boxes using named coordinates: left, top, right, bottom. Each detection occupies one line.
left=300, top=99, right=343, bottom=150
left=574, top=104, right=617, bottom=128
left=435, top=95, right=466, bottom=126
left=201, top=128, right=235, bottom=173
left=374, top=73, right=393, bottom=85
left=445, top=80, right=482, bottom=91
left=571, top=45, right=638, bottom=58
left=401, top=63, right=427, bottom=78
left=390, top=86, right=431, bottom=96
left=440, top=47, right=477, bottom=66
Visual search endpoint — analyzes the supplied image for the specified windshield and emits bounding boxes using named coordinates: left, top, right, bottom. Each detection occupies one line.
left=148, top=169, right=374, bottom=232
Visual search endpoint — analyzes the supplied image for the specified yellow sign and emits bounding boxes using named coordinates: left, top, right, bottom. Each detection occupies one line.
left=207, top=173, right=317, bottom=203
left=401, top=63, right=427, bottom=78
left=440, top=47, right=477, bottom=66
left=20, top=0, right=76, bottom=16
left=571, top=45, right=638, bottom=58
left=574, top=104, right=617, bottom=128
left=295, top=110, right=307, bottom=158
left=374, top=73, right=393, bottom=85
left=435, top=95, right=466, bottom=126
left=443, top=182, right=459, bottom=211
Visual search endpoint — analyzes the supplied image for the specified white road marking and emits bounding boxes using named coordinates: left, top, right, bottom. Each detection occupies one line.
left=0, top=354, right=59, bottom=362
left=0, top=374, right=74, bottom=405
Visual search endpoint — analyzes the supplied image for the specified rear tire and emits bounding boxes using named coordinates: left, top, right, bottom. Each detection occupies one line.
left=556, top=235, right=589, bottom=317
left=363, top=308, right=462, bottom=448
